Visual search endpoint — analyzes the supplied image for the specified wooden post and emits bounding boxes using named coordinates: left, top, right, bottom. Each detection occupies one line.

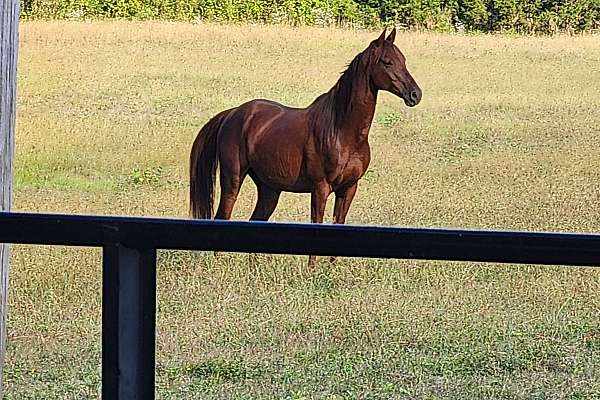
left=0, top=0, right=19, bottom=395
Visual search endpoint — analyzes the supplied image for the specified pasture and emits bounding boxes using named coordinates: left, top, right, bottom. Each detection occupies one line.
left=6, top=21, right=600, bottom=399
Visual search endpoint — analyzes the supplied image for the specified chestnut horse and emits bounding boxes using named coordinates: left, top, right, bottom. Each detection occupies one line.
left=190, top=28, right=421, bottom=266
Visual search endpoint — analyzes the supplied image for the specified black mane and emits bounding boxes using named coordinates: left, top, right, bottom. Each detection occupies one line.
left=308, top=50, right=368, bottom=151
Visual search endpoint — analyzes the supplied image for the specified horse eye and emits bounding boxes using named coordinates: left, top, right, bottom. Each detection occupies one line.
left=382, top=60, right=392, bottom=67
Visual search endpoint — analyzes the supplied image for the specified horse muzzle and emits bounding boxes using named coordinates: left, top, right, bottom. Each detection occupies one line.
left=403, top=87, right=422, bottom=107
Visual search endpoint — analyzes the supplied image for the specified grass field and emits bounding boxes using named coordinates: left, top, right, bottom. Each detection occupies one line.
left=6, top=21, right=600, bottom=399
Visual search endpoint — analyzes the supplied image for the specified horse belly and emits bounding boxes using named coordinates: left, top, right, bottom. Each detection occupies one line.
left=247, top=127, right=310, bottom=192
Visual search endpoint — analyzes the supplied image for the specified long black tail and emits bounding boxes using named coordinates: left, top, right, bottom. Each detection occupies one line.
left=189, top=109, right=231, bottom=219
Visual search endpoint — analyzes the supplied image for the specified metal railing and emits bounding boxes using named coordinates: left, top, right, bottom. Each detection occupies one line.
left=1, top=211, right=599, bottom=399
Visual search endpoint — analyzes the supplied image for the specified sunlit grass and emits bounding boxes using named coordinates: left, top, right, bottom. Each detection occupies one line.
left=6, top=21, right=600, bottom=399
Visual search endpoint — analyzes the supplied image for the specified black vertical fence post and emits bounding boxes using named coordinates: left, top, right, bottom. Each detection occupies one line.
left=102, top=244, right=157, bottom=400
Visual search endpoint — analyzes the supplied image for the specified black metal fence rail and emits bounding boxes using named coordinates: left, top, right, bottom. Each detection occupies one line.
left=1, top=211, right=599, bottom=400
left=3, top=212, right=600, bottom=265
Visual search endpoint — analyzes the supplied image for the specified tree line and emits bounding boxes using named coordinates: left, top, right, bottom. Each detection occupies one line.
left=21, top=0, right=600, bottom=34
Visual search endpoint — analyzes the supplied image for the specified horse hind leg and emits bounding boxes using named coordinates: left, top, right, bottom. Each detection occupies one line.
left=247, top=180, right=281, bottom=272
left=250, top=181, right=281, bottom=221
left=213, top=156, right=247, bottom=258
left=214, top=159, right=248, bottom=221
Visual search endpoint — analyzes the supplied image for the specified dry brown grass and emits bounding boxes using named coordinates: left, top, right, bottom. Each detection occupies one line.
left=6, top=21, right=600, bottom=399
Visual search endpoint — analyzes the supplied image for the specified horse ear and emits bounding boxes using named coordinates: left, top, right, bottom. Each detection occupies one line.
left=386, top=27, right=396, bottom=43
left=376, top=29, right=386, bottom=46
left=367, top=29, right=386, bottom=65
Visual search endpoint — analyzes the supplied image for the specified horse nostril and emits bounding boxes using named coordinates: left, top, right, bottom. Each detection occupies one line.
left=410, top=90, right=419, bottom=102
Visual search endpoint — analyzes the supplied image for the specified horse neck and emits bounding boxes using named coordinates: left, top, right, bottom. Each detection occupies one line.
left=333, top=69, right=377, bottom=144
left=345, top=77, right=377, bottom=141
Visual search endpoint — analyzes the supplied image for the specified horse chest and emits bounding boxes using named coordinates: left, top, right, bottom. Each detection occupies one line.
left=329, top=145, right=370, bottom=189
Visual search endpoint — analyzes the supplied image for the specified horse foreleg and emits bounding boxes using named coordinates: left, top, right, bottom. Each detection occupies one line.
left=308, top=183, right=331, bottom=270
left=330, top=184, right=358, bottom=263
